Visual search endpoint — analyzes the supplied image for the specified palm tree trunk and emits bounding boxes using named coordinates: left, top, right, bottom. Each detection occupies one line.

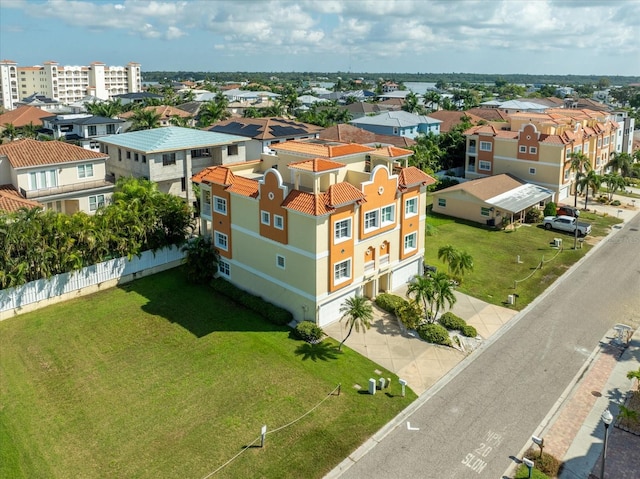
left=338, top=324, right=355, bottom=351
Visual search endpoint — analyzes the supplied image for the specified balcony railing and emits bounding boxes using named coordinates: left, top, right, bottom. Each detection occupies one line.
left=21, top=175, right=115, bottom=199
left=379, top=254, right=389, bottom=267
left=364, top=261, right=375, bottom=274
left=468, top=146, right=477, bottom=154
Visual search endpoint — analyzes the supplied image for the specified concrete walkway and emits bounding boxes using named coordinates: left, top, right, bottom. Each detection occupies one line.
left=324, top=290, right=517, bottom=395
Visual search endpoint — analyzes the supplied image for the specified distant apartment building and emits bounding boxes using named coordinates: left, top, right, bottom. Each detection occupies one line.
left=0, top=60, right=142, bottom=111
left=463, top=109, right=619, bottom=202
left=612, top=111, right=635, bottom=155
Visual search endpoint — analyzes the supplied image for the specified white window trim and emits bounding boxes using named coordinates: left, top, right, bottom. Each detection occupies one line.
left=529, top=167, right=536, bottom=175
left=78, top=164, right=94, bottom=179
left=214, top=231, right=228, bottom=251
left=519, top=145, right=527, bottom=153
left=89, top=194, right=105, bottom=211
left=213, top=196, right=227, bottom=215
left=261, top=210, right=270, bottom=226
left=334, top=218, right=352, bottom=243
left=529, top=146, right=537, bottom=154
left=276, top=254, right=286, bottom=270
left=404, top=197, right=418, bottom=218
left=334, top=258, right=352, bottom=285
left=274, top=214, right=284, bottom=230
left=480, top=207, right=491, bottom=217
left=479, top=160, right=491, bottom=171
left=218, top=259, right=230, bottom=278
left=479, top=141, right=492, bottom=151
left=381, top=204, right=395, bottom=226
left=438, top=198, right=446, bottom=208
left=364, top=209, right=380, bottom=233
left=404, top=232, right=417, bottom=253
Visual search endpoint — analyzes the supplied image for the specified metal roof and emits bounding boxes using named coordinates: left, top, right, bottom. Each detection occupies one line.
left=97, top=126, right=246, bottom=153
left=350, top=110, right=442, bottom=128
left=486, top=183, right=554, bottom=213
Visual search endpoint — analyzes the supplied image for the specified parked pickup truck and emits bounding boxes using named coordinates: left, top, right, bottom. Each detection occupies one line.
left=543, top=215, right=592, bottom=236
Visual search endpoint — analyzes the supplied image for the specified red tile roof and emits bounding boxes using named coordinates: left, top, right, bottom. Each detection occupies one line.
left=271, top=140, right=375, bottom=158
left=373, top=145, right=413, bottom=158
left=227, top=176, right=259, bottom=198
left=0, top=138, right=107, bottom=168
left=319, top=124, right=416, bottom=147
left=325, top=182, right=366, bottom=207
left=288, top=158, right=346, bottom=172
left=191, top=166, right=258, bottom=197
left=0, top=185, right=40, bottom=212
left=282, top=190, right=333, bottom=216
left=0, top=106, right=52, bottom=128
left=426, top=110, right=485, bottom=133
left=398, top=167, right=436, bottom=190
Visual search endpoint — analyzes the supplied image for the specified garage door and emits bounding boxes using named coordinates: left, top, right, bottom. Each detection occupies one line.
left=558, top=185, right=570, bottom=202
left=318, top=287, right=359, bottom=327
left=392, top=258, right=420, bottom=290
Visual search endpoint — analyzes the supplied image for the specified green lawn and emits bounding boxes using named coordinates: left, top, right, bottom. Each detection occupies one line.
left=0, top=269, right=416, bottom=479
left=424, top=212, right=622, bottom=310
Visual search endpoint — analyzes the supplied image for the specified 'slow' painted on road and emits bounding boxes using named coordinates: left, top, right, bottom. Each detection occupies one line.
left=461, top=430, right=503, bottom=474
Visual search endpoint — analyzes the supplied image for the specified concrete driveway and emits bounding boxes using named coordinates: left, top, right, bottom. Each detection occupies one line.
left=324, top=290, right=517, bottom=395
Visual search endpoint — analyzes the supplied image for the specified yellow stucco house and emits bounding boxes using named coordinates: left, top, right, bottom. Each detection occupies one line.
left=464, top=108, right=618, bottom=203
left=192, top=139, right=435, bottom=326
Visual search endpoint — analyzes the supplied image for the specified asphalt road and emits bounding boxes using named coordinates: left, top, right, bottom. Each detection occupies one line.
left=338, top=214, right=640, bottom=479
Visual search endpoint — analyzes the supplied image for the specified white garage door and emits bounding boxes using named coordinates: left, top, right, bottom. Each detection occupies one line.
left=392, top=258, right=421, bottom=290
left=318, top=287, right=359, bottom=327
left=558, top=185, right=570, bottom=202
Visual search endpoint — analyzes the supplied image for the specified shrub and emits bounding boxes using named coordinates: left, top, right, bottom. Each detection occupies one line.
left=611, top=199, right=621, bottom=206
left=461, top=324, right=478, bottom=338
left=525, top=448, right=562, bottom=477
left=417, top=323, right=451, bottom=346
left=525, top=209, right=543, bottom=224
left=434, top=177, right=460, bottom=191
left=210, top=278, right=293, bottom=325
left=294, top=321, right=325, bottom=343
left=439, top=312, right=466, bottom=330
left=543, top=202, right=557, bottom=217
left=396, top=301, right=423, bottom=330
left=375, top=293, right=407, bottom=314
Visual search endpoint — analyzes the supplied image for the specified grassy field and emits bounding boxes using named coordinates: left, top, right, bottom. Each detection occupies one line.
left=424, top=212, right=622, bottom=310
left=0, top=269, right=416, bottom=479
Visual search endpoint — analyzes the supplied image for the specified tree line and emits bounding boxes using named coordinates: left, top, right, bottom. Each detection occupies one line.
left=0, top=177, right=193, bottom=290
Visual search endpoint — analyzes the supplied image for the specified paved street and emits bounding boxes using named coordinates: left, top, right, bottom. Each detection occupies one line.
left=331, top=212, right=640, bottom=479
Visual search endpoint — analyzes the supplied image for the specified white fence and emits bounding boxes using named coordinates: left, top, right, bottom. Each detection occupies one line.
left=0, top=246, right=186, bottom=320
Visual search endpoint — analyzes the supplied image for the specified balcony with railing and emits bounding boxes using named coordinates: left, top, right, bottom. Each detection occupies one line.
left=379, top=254, right=389, bottom=268
left=21, top=175, right=115, bottom=199
left=364, top=260, right=375, bottom=274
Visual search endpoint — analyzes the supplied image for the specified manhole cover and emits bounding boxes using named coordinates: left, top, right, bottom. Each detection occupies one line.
left=591, top=391, right=602, bottom=397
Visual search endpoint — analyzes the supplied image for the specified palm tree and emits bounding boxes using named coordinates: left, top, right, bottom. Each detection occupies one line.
left=129, top=108, right=162, bottom=131
left=603, top=173, right=626, bottom=201
left=430, top=271, right=457, bottom=320
left=403, top=92, right=420, bottom=113
left=423, top=91, right=440, bottom=111
left=338, top=296, right=373, bottom=351
left=577, top=169, right=601, bottom=209
left=169, top=115, right=191, bottom=127
left=567, top=152, right=592, bottom=208
left=606, top=151, right=633, bottom=178
left=450, top=250, right=474, bottom=281
left=1, top=123, right=18, bottom=142
left=407, top=274, right=435, bottom=321
left=20, top=122, right=38, bottom=139
left=197, top=95, right=230, bottom=127
left=437, top=244, right=458, bottom=274
left=85, top=99, right=123, bottom=118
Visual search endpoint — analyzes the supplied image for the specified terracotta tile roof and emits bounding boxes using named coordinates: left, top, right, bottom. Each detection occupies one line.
left=271, top=140, right=375, bottom=158
left=191, top=166, right=258, bottom=197
left=0, top=185, right=40, bottom=212
left=227, top=176, right=259, bottom=198
left=426, top=110, right=485, bottom=133
left=192, top=166, right=235, bottom=185
left=288, top=158, right=346, bottom=172
left=119, top=105, right=192, bottom=119
left=0, top=138, right=107, bottom=168
left=398, top=167, right=436, bottom=190
left=318, top=124, right=416, bottom=147
left=465, top=108, right=510, bottom=122
left=540, top=135, right=569, bottom=145
left=0, top=106, right=52, bottom=128
left=282, top=190, right=333, bottom=216
left=325, top=182, right=366, bottom=207
left=372, top=145, right=413, bottom=158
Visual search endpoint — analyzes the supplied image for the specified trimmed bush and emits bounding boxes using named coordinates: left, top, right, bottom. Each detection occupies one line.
left=294, top=321, right=325, bottom=343
left=210, top=278, right=293, bottom=325
left=417, top=323, right=451, bottom=346
left=611, top=199, right=621, bottom=206
left=525, top=209, right=543, bottom=224
left=439, top=312, right=466, bottom=331
left=543, top=202, right=557, bottom=217
left=375, top=293, right=408, bottom=314
left=461, top=324, right=478, bottom=338
left=396, top=301, right=423, bottom=330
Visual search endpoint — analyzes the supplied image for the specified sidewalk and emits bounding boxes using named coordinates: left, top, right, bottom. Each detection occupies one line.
left=524, top=327, right=640, bottom=479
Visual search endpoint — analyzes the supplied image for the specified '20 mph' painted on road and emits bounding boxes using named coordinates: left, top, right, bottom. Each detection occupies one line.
left=461, top=430, right=503, bottom=474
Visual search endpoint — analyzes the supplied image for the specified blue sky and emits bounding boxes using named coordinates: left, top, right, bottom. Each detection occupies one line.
left=1, top=0, right=639, bottom=76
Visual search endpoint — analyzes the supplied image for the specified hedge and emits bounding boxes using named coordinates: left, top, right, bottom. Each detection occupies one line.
left=439, top=312, right=466, bottom=330
left=417, top=323, right=451, bottom=346
left=210, top=278, right=293, bottom=325
left=294, top=321, right=326, bottom=343
left=375, top=293, right=408, bottom=314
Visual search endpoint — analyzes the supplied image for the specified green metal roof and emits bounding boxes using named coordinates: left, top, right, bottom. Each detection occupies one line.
left=98, top=126, right=245, bottom=153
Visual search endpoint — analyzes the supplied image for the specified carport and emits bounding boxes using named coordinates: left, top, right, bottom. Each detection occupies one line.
left=486, top=182, right=554, bottom=227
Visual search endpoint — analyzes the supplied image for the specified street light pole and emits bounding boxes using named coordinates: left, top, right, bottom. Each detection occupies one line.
left=601, top=408, right=613, bottom=478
